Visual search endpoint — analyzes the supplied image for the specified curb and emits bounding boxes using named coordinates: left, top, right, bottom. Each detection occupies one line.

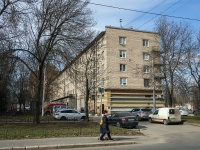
left=0, top=141, right=138, bottom=150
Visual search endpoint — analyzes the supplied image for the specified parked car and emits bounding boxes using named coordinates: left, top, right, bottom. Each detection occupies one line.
left=149, top=107, right=182, bottom=125
left=54, top=109, right=86, bottom=120
left=130, top=108, right=152, bottom=120
left=193, top=109, right=200, bottom=116
left=53, top=105, right=72, bottom=116
left=108, top=112, right=138, bottom=128
left=44, top=103, right=67, bottom=115
left=179, top=107, right=188, bottom=116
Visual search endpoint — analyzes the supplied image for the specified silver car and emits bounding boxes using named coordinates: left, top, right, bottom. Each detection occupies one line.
left=54, top=109, right=86, bottom=120
left=130, top=108, right=152, bottom=121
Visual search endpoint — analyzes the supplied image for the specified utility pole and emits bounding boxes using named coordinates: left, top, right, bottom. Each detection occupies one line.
left=152, top=59, right=156, bottom=112
left=98, top=87, right=104, bottom=117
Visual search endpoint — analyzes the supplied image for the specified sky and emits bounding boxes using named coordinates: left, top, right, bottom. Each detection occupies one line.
left=88, top=0, right=200, bottom=32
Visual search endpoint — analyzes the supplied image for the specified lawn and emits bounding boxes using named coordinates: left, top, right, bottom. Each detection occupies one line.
left=182, top=116, right=200, bottom=124
left=0, top=114, right=143, bottom=140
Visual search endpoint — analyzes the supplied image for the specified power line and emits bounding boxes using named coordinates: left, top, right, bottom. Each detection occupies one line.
left=136, top=0, right=182, bottom=29
left=124, top=0, right=168, bottom=27
left=140, top=0, right=193, bottom=30
left=88, top=2, right=200, bottom=22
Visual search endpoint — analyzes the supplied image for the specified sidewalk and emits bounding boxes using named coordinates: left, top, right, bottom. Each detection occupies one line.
left=0, top=135, right=154, bottom=150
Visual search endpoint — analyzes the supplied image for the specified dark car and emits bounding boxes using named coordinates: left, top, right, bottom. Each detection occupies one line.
left=130, top=108, right=152, bottom=120
left=193, top=109, right=200, bottom=116
left=108, top=112, right=138, bottom=129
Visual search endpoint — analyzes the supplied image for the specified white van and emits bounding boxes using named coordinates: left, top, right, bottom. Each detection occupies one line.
left=148, top=107, right=182, bottom=125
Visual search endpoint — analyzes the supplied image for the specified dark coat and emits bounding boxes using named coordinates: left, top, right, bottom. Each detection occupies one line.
left=101, top=115, right=110, bottom=134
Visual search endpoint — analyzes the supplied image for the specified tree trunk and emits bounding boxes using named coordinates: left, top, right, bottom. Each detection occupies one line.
left=85, top=78, right=89, bottom=121
left=33, top=66, right=44, bottom=124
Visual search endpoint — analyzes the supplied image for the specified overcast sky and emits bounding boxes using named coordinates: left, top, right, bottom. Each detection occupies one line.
left=88, top=0, right=200, bottom=32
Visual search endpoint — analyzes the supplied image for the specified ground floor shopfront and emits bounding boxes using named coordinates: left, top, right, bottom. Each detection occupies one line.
left=50, top=89, right=165, bottom=115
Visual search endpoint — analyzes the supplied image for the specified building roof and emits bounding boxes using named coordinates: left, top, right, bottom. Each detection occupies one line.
left=105, top=26, right=158, bottom=34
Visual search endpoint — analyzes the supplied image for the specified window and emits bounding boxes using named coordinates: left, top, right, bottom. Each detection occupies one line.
left=143, top=53, right=149, bottom=60
left=143, top=65, right=150, bottom=73
left=120, top=64, right=126, bottom=72
left=144, top=79, right=150, bottom=87
left=169, top=109, right=175, bottom=114
left=143, top=39, right=149, bottom=47
left=153, top=110, right=158, bottom=115
left=119, top=37, right=126, bottom=45
left=120, top=50, right=126, bottom=58
left=120, top=77, right=127, bottom=85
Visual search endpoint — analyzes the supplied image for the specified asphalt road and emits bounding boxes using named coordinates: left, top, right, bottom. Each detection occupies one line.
left=70, top=121, right=200, bottom=150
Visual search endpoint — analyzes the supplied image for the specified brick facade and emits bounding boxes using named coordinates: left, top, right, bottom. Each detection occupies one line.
left=50, top=26, right=165, bottom=114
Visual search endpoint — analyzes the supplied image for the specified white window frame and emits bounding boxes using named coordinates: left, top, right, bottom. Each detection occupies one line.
left=120, top=77, right=127, bottom=85
left=120, top=64, right=126, bottom=72
left=120, top=50, right=126, bottom=58
left=143, top=39, right=149, bottom=47
left=143, top=52, right=149, bottom=60
left=119, top=37, right=126, bottom=45
left=144, top=79, right=150, bottom=87
left=143, top=65, right=150, bottom=73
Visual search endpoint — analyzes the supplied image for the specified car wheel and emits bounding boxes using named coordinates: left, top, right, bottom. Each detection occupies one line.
left=149, top=118, right=152, bottom=123
left=116, top=122, right=122, bottom=128
left=163, top=119, right=169, bottom=125
left=60, top=116, right=66, bottom=120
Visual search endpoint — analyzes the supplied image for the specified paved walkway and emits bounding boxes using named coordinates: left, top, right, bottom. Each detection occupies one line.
left=0, top=135, right=158, bottom=150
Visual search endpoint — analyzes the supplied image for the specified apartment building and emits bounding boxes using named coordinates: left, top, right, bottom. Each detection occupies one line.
left=50, top=26, right=165, bottom=114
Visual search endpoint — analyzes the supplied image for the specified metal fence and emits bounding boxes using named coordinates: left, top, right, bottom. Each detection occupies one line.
left=0, top=116, right=94, bottom=124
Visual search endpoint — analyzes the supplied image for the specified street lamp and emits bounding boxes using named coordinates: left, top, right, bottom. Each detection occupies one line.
left=42, top=65, right=46, bottom=116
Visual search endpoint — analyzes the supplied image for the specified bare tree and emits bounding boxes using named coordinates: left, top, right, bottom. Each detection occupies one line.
left=66, top=38, right=105, bottom=120
left=0, top=0, right=29, bottom=111
left=8, top=0, right=95, bottom=123
left=185, top=31, right=200, bottom=109
left=155, top=17, right=193, bottom=107
left=10, top=62, right=31, bottom=113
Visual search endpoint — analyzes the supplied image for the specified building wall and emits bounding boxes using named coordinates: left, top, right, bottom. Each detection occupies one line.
left=50, top=26, right=165, bottom=114
left=104, top=27, right=159, bottom=89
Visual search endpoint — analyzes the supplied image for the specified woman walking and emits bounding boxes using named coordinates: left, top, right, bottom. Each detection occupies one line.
left=99, top=110, right=113, bottom=141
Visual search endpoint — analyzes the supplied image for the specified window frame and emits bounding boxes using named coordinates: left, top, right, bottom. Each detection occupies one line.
left=119, top=37, right=126, bottom=45
left=143, top=39, right=149, bottom=47
left=144, top=79, right=150, bottom=87
left=143, top=52, right=149, bottom=60
left=120, top=64, right=126, bottom=72
left=120, top=50, right=126, bottom=58
left=143, top=65, right=150, bottom=73
left=120, top=77, right=127, bottom=85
